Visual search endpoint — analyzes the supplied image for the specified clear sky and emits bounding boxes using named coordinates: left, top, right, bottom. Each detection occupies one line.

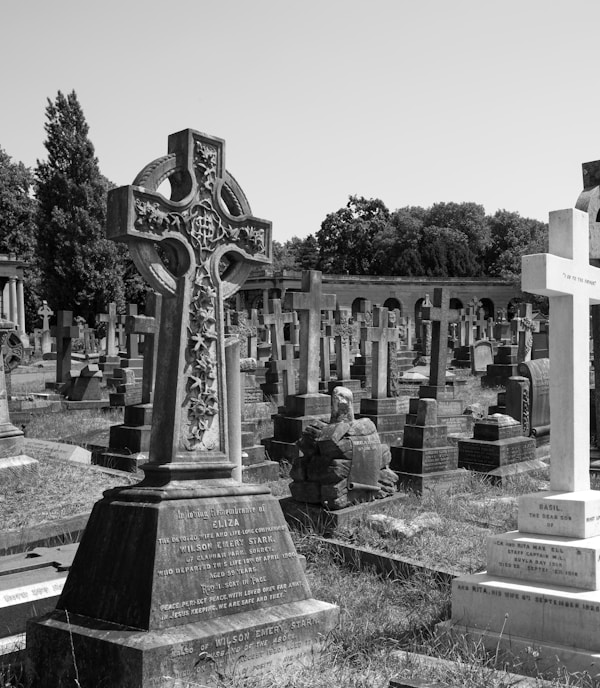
left=2, top=1, right=599, bottom=243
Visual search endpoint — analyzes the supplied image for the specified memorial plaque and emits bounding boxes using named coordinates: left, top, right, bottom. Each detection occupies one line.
left=396, top=446, right=458, bottom=474
left=488, top=531, right=600, bottom=590
left=458, top=437, right=536, bottom=468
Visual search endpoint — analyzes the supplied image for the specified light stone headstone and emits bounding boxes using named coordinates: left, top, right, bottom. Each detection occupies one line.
left=443, top=207, right=600, bottom=673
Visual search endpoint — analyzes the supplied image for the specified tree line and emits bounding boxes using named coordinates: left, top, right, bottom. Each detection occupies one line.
left=0, top=91, right=548, bottom=331
left=273, top=195, right=548, bottom=283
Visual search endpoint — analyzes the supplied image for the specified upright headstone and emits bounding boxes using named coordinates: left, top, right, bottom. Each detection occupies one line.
left=50, top=311, right=78, bottom=388
left=266, top=271, right=336, bottom=462
left=442, top=207, right=600, bottom=674
left=359, top=306, right=406, bottom=444
left=415, top=288, right=469, bottom=433
left=97, top=302, right=121, bottom=379
left=37, top=301, right=54, bottom=356
left=28, top=128, right=337, bottom=686
left=97, top=293, right=163, bottom=471
left=512, top=302, right=540, bottom=363
left=259, top=299, right=297, bottom=405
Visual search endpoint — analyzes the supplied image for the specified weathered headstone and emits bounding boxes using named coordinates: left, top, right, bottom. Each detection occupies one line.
left=470, top=339, right=494, bottom=375
left=391, top=398, right=464, bottom=493
left=359, top=306, right=407, bottom=444
left=266, top=271, right=336, bottom=461
left=27, top=128, right=337, bottom=686
left=458, top=413, right=540, bottom=480
left=49, top=311, right=79, bottom=389
left=37, top=301, right=54, bottom=356
left=67, top=364, right=103, bottom=402
left=97, top=293, right=163, bottom=471
left=442, top=207, right=600, bottom=673
left=416, top=288, right=469, bottom=433
left=289, top=386, right=397, bottom=509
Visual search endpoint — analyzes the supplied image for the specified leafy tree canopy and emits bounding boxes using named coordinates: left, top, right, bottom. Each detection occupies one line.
left=35, top=90, right=129, bottom=321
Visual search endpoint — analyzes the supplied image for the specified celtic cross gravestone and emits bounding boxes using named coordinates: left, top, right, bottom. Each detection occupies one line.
left=27, top=129, right=337, bottom=687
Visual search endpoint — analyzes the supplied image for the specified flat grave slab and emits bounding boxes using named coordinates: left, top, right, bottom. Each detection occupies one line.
left=280, top=491, right=410, bottom=535
left=22, top=438, right=91, bottom=465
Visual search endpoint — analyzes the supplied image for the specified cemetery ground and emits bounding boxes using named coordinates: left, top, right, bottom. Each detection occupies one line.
left=2, top=368, right=590, bottom=687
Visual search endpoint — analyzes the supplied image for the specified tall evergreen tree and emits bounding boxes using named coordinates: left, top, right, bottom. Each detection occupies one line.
left=35, top=90, right=127, bottom=320
left=0, top=147, right=40, bottom=326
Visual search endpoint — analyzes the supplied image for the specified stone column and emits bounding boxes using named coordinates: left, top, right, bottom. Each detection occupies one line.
left=16, top=279, right=25, bottom=334
left=225, top=337, right=242, bottom=483
left=8, top=278, right=17, bottom=325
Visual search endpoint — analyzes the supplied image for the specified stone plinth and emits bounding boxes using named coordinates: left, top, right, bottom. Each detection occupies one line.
left=67, top=364, right=103, bottom=402
left=481, top=344, right=519, bottom=388
left=457, top=414, right=540, bottom=479
left=358, top=396, right=407, bottom=445
left=27, top=489, right=338, bottom=687
left=266, top=393, right=332, bottom=462
left=391, top=398, right=464, bottom=493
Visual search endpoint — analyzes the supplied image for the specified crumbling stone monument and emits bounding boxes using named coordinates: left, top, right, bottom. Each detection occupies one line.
left=289, top=386, right=398, bottom=509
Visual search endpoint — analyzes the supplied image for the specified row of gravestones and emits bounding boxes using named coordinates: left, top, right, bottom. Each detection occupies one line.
left=32, top=301, right=143, bottom=358
left=16, top=127, right=600, bottom=685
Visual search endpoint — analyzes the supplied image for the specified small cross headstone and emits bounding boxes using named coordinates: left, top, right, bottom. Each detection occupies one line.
left=125, top=292, right=162, bottom=405
left=98, top=302, right=118, bottom=357
left=361, top=306, right=397, bottom=399
left=260, top=299, right=295, bottom=361
left=284, top=270, right=336, bottom=395
left=38, top=300, right=54, bottom=355
left=421, top=287, right=460, bottom=393
left=51, top=311, right=79, bottom=385
left=38, top=300, right=53, bottom=332
left=331, top=305, right=353, bottom=382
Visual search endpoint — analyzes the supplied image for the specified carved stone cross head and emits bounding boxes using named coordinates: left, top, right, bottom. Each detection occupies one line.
left=107, top=129, right=272, bottom=476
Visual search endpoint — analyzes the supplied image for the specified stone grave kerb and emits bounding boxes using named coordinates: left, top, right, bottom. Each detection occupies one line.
left=522, top=207, right=599, bottom=494
left=419, top=287, right=459, bottom=398
left=125, top=292, right=162, bottom=405
left=50, top=311, right=79, bottom=384
left=283, top=270, right=336, bottom=397
left=361, top=305, right=397, bottom=399
left=98, top=302, right=118, bottom=357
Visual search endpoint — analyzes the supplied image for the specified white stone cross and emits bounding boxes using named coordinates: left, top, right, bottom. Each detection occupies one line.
left=522, top=208, right=600, bottom=492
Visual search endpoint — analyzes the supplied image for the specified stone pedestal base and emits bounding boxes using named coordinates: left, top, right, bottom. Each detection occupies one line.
left=28, top=600, right=336, bottom=688
left=26, top=480, right=338, bottom=687
left=440, top=572, right=600, bottom=675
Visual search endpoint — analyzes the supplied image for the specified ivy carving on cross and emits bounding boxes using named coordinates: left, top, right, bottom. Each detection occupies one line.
left=107, top=129, right=271, bottom=472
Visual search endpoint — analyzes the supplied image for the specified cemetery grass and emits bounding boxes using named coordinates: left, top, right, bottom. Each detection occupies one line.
left=2, top=409, right=136, bottom=531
